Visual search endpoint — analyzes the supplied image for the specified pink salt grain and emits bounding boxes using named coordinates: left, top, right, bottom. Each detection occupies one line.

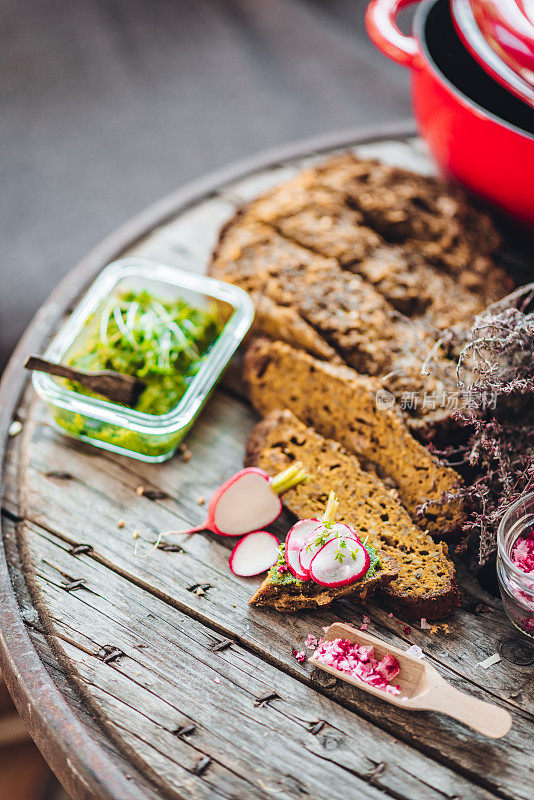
left=312, top=638, right=401, bottom=695
left=511, top=528, right=534, bottom=574
left=305, top=634, right=319, bottom=650
left=293, top=650, right=306, bottom=663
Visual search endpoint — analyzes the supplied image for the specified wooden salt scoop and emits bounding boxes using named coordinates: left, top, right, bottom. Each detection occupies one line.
left=25, top=355, right=145, bottom=407
left=309, top=623, right=512, bottom=739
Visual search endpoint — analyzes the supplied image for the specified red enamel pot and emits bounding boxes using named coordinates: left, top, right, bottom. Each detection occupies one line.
left=366, top=0, right=534, bottom=227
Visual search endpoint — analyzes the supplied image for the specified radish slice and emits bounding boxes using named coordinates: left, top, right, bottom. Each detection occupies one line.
left=285, top=519, right=321, bottom=580
left=299, top=522, right=354, bottom=575
left=168, top=464, right=308, bottom=538
left=229, top=531, right=279, bottom=576
left=212, top=469, right=281, bottom=536
left=310, top=535, right=370, bottom=587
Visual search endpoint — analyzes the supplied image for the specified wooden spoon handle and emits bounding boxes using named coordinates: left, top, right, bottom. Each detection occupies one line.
left=416, top=678, right=512, bottom=738
left=25, top=355, right=85, bottom=382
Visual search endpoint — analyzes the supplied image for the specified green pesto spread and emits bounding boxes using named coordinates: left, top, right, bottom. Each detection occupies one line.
left=269, top=542, right=381, bottom=586
left=66, top=290, right=221, bottom=415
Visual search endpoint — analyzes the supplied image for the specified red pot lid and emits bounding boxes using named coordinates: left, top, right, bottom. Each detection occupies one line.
left=451, top=0, right=534, bottom=106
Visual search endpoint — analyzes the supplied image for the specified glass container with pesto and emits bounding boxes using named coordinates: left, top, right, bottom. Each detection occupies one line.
left=66, top=290, right=221, bottom=415
left=32, top=259, right=254, bottom=462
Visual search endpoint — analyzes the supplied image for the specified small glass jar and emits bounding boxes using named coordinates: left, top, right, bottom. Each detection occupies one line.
left=497, top=492, right=534, bottom=638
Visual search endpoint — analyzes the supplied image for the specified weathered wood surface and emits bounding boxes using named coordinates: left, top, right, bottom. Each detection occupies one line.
left=2, top=133, right=534, bottom=800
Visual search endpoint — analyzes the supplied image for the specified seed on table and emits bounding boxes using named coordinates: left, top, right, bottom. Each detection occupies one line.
left=8, top=420, right=22, bottom=436
left=192, top=756, right=211, bottom=775
left=173, top=724, right=196, bottom=737
left=132, top=529, right=140, bottom=539
left=197, top=495, right=205, bottom=506
left=117, top=519, right=125, bottom=529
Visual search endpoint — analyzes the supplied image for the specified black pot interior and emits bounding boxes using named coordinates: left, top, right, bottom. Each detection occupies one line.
left=423, top=0, right=534, bottom=136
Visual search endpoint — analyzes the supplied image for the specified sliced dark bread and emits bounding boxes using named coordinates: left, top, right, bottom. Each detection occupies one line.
left=250, top=548, right=398, bottom=612
left=310, top=154, right=506, bottom=290
left=242, top=161, right=509, bottom=328
left=210, top=217, right=455, bottom=401
left=244, top=339, right=464, bottom=538
left=250, top=292, right=341, bottom=363
left=246, top=410, right=460, bottom=620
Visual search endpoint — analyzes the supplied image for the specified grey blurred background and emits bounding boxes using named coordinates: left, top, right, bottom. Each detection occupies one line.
left=1, top=0, right=410, bottom=369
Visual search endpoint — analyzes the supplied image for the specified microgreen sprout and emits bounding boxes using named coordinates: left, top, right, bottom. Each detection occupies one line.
left=270, top=462, right=309, bottom=494
left=322, top=490, right=339, bottom=524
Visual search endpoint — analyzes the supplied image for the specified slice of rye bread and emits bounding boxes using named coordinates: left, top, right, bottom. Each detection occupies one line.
left=210, top=217, right=457, bottom=408
left=246, top=410, right=460, bottom=619
left=250, top=554, right=398, bottom=612
left=244, top=339, right=464, bottom=537
left=240, top=163, right=511, bottom=328
left=250, top=292, right=342, bottom=363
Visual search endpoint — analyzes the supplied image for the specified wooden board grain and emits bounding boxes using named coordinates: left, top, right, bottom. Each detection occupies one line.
left=2, top=131, right=533, bottom=800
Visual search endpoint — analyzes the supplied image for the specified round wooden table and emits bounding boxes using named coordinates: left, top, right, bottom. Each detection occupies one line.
left=1, top=125, right=533, bottom=800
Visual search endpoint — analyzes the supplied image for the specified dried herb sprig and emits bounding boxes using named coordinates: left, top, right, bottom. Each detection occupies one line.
left=425, top=284, right=534, bottom=564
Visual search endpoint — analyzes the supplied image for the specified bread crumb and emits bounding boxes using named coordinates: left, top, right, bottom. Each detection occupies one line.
left=8, top=420, right=22, bottom=436
left=136, top=485, right=145, bottom=496
left=181, top=450, right=192, bottom=463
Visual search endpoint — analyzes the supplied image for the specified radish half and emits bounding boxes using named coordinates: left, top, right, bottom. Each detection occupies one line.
left=168, top=464, right=307, bottom=538
left=299, top=522, right=354, bottom=575
left=309, top=535, right=370, bottom=587
left=229, top=531, right=279, bottom=577
left=285, top=519, right=321, bottom=580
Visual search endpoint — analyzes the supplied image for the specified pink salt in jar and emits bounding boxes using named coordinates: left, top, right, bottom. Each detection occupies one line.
left=497, top=492, right=534, bottom=638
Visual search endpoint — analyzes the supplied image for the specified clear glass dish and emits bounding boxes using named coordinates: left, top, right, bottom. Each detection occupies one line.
left=32, top=258, right=254, bottom=462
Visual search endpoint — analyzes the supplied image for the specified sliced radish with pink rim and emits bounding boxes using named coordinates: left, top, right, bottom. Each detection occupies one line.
left=167, top=464, right=307, bottom=538
left=310, top=535, right=370, bottom=587
left=299, top=522, right=354, bottom=575
left=285, top=519, right=321, bottom=580
left=209, top=469, right=281, bottom=536
left=229, top=531, right=279, bottom=577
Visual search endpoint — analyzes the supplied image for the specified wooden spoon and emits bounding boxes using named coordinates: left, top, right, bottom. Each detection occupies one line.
left=25, top=355, right=145, bottom=407
left=309, top=622, right=512, bottom=739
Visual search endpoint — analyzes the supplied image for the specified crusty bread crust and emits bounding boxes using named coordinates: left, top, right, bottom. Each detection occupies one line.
left=249, top=555, right=398, bottom=612
left=246, top=410, right=460, bottom=620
